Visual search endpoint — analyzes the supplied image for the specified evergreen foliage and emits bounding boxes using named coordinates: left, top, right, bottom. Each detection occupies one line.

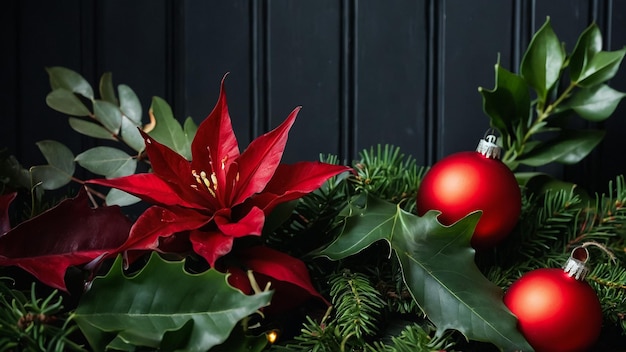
left=279, top=145, right=626, bottom=350
left=0, top=279, right=84, bottom=352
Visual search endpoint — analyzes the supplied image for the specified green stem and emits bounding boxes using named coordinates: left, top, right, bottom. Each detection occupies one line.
left=502, top=81, right=578, bottom=168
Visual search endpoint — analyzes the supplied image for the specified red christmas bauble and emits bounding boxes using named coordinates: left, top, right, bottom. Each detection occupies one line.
left=504, top=268, right=602, bottom=352
left=416, top=136, right=521, bottom=248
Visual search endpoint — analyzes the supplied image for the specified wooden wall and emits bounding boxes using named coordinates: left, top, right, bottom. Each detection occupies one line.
left=2, top=0, right=625, bottom=192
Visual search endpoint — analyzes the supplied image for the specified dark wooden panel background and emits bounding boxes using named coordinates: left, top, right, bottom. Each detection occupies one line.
left=2, top=0, right=625, bottom=193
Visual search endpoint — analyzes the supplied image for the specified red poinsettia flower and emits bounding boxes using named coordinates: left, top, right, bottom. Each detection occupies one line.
left=89, top=77, right=351, bottom=267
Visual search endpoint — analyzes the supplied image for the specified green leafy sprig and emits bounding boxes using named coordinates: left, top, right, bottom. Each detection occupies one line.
left=479, top=17, right=626, bottom=170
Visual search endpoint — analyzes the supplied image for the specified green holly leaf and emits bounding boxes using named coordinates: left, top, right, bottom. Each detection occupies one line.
left=75, top=146, right=137, bottom=178
left=520, top=17, right=565, bottom=101
left=46, top=66, right=94, bottom=100
left=574, top=48, right=626, bottom=87
left=479, top=61, right=530, bottom=136
left=45, top=88, right=91, bottom=117
left=30, top=140, right=75, bottom=190
left=68, top=117, right=116, bottom=140
left=558, top=84, right=626, bottom=121
left=516, top=129, right=605, bottom=166
left=569, top=23, right=603, bottom=82
left=148, top=97, right=192, bottom=160
left=318, top=195, right=533, bottom=351
left=73, top=253, right=273, bottom=351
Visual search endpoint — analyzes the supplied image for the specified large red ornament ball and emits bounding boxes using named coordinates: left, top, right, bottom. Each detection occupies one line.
left=416, top=145, right=521, bottom=248
left=503, top=268, right=603, bottom=352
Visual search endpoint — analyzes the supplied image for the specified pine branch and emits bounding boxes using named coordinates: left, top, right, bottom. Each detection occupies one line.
left=329, top=270, right=386, bottom=342
left=588, top=262, right=626, bottom=330
left=0, top=279, right=85, bottom=352
left=368, top=322, right=455, bottom=352
left=352, top=144, right=426, bottom=213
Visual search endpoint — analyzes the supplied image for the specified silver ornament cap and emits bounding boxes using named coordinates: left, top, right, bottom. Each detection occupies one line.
left=563, top=246, right=590, bottom=281
left=476, top=134, right=502, bottom=159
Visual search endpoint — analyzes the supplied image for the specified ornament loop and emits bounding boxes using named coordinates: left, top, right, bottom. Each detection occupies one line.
left=476, top=132, right=502, bottom=159
left=563, top=246, right=590, bottom=280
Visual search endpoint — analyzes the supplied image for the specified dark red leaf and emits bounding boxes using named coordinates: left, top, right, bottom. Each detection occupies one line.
left=0, top=192, right=16, bottom=235
left=0, top=189, right=131, bottom=291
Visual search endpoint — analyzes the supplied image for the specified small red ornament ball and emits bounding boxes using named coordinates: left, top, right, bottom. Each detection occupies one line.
left=416, top=149, right=521, bottom=248
left=504, top=268, right=603, bottom=352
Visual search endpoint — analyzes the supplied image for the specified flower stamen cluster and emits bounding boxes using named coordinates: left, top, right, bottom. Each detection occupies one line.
left=192, top=169, right=218, bottom=197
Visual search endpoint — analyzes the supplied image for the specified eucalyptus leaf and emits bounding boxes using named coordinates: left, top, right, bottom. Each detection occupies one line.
left=569, top=23, right=602, bottom=82
left=118, top=84, right=142, bottom=124
left=75, top=146, right=136, bottom=178
left=517, top=129, right=605, bottom=166
left=46, top=66, right=94, bottom=100
left=318, top=195, right=533, bottom=351
left=93, top=99, right=122, bottom=135
left=73, top=253, right=273, bottom=351
left=479, top=62, right=530, bottom=136
left=99, top=72, right=118, bottom=105
left=105, top=188, right=140, bottom=207
left=558, top=84, right=626, bottom=121
left=575, top=48, right=626, bottom=87
left=148, top=97, right=191, bottom=160
left=520, top=18, right=565, bottom=101
left=30, top=140, right=76, bottom=190
left=120, top=117, right=146, bottom=153
left=45, top=88, right=91, bottom=117
left=35, top=140, right=75, bottom=175
left=68, top=117, right=116, bottom=140
left=30, top=165, right=72, bottom=190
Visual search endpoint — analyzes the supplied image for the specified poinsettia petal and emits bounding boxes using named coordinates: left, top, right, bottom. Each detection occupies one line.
left=0, top=189, right=131, bottom=291
left=118, top=205, right=212, bottom=255
left=231, top=107, right=301, bottom=205
left=88, top=174, right=202, bottom=209
left=251, top=161, right=352, bottom=213
left=191, top=75, right=240, bottom=195
left=215, top=206, right=265, bottom=238
left=190, top=229, right=235, bottom=267
left=0, top=192, right=16, bottom=234
left=142, top=131, right=216, bottom=209
left=237, top=246, right=328, bottom=305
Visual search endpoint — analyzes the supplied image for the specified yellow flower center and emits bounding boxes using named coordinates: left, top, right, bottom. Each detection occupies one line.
left=192, top=169, right=217, bottom=197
